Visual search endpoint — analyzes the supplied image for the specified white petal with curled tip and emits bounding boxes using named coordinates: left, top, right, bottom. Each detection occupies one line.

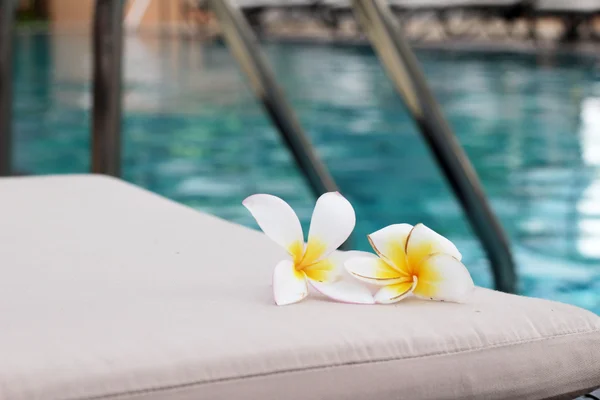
left=345, top=252, right=410, bottom=286
left=272, top=260, right=308, bottom=306
left=310, top=280, right=375, bottom=304
left=406, top=223, right=462, bottom=268
left=367, top=223, right=413, bottom=274
left=300, top=192, right=356, bottom=266
left=413, top=253, right=474, bottom=303
left=243, top=194, right=304, bottom=259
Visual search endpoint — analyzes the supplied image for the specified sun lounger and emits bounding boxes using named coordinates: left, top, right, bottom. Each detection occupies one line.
left=0, top=174, right=598, bottom=399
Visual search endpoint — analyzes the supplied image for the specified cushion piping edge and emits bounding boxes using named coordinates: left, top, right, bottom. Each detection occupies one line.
left=69, top=327, right=600, bottom=400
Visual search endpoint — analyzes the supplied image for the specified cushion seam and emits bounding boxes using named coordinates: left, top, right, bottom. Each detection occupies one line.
left=71, top=327, right=600, bottom=400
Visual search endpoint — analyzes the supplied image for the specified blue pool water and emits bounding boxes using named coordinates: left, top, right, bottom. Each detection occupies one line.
left=12, top=33, right=600, bottom=313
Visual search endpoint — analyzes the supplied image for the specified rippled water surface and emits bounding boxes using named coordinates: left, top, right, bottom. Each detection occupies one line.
left=13, top=33, right=600, bottom=313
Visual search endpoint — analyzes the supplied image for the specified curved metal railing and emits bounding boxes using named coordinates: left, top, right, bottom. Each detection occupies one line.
left=208, top=0, right=340, bottom=198
left=351, top=0, right=516, bottom=293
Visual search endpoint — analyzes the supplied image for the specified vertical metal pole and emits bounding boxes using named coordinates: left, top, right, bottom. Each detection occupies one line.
left=209, top=0, right=339, bottom=198
left=0, top=0, right=16, bottom=177
left=352, top=0, right=517, bottom=293
left=92, top=0, right=124, bottom=176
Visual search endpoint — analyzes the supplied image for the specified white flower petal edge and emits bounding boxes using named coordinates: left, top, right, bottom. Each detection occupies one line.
left=374, top=278, right=417, bottom=304
left=243, top=194, right=304, bottom=262
left=345, top=252, right=410, bottom=286
left=301, top=192, right=356, bottom=266
left=406, top=223, right=462, bottom=267
left=310, top=280, right=375, bottom=304
left=272, top=260, right=308, bottom=306
left=412, top=253, right=474, bottom=303
left=367, top=223, right=413, bottom=274
left=309, top=250, right=375, bottom=304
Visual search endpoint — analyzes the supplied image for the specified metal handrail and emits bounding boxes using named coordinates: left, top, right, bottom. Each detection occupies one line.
left=92, top=0, right=124, bottom=177
left=208, top=0, right=340, bottom=199
left=351, top=0, right=517, bottom=293
left=0, top=0, right=16, bottom=177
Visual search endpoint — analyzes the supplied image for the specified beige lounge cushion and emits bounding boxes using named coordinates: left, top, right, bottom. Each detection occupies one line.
left=0, top=175, right=598, bottom=400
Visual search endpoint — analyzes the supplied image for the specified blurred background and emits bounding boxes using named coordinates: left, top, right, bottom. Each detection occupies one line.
left=6, top=0, right=600, bottom=313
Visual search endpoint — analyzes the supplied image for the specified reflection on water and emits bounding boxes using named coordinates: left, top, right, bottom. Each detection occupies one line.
left=12, top=33, right=600, bottom=313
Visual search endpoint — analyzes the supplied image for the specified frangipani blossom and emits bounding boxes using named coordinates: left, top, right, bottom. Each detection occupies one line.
left=345, top=223, right=474, bottom=304
left=243, top=192, right=374, bottom=306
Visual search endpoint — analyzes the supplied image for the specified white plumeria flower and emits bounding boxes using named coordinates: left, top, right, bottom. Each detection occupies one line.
left=345, top=223, right=474, bottom=304
left=243, top=192, right=374, bottom=306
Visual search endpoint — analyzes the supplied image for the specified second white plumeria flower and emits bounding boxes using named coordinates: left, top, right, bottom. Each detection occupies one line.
left=345, top=223, right=474, bottom=304
left=243, top=192, right=374, bottom=306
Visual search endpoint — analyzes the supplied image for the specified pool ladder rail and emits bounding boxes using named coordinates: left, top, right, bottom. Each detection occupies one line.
left=0, top=0, right=516, bottom=293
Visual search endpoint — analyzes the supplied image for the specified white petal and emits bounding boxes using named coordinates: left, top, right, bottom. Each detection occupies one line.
left=302, top=250, right=369, bottom=283
left=326, top=250, right=375, bottom=267
left=345, top=252, right=410, bottom=286
left=367, top=224, right=413, bottom=274
left=413, top=253, right=474, bottom=303
left=243, top=194, right=304, bottom=263
left=300, top=192, right=356, bottom=266
left=302, top=258, right=341, bottom=283
left=272, top=260, right=308, bottom=306
left=310, top=280, right=375, bottom=304
left=406, top=223, right=462, bottom=268
left=374, top=280, right=417, bottom=304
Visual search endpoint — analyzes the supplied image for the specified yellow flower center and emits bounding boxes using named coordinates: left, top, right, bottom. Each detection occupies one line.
left=288, top=240, right=304, bottom=267
left=287, top=239, right=336, bottom=283
left=288, top=238, right=328, bottom=270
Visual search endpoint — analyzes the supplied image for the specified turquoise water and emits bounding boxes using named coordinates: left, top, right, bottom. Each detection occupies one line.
left=12, top=33, right=600, bottom=313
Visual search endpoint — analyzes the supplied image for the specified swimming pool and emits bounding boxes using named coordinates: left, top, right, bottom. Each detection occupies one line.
left=12, top=33, right=600, bottom=313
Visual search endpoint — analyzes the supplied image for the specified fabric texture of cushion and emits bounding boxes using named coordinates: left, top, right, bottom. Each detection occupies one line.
left=0, top=175, right=598, bottom=400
